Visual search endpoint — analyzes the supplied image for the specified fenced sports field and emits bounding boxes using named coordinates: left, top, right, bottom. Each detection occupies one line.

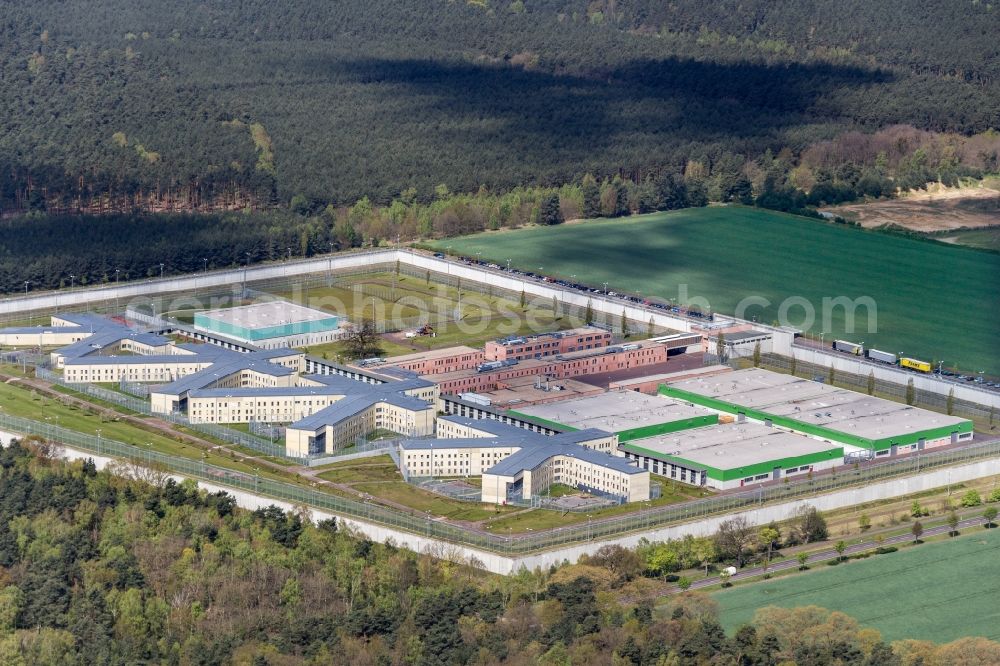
left=431, top=206, right=1000, bottom=375
left=715, top=525, right=1000, bottom=643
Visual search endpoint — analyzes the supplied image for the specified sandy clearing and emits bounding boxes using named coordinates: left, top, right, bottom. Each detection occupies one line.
left=823, top=185, right=1000, bottom=232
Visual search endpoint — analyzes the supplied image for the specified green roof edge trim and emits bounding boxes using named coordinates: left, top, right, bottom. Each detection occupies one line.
left=657, top=384, right=973, bottom=451
left=617, top=414, right=718, bottom=442
left=621, top=441, right=845, bottom=481
left=506, top=410, right=578, bottom=432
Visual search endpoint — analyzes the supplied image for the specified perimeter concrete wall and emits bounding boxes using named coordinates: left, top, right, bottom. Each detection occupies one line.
left=508, top=456, right=1000, bottom=572
left=7, top=249, right=1000, bottom=407
left=788, top=345, right=1000, bottom=408
left=37, top=439, right=513, bottom=572
left=0, top=250, right=398, bottom=316
left=3, top=248, right=995, bottom=407
left=22, top=432, right=1000, bottom=575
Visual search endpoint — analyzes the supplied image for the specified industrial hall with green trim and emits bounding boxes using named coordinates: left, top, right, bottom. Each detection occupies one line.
left=513, top=368, right=973, bottom=490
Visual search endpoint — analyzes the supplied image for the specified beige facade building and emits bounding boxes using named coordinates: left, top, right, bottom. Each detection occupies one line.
left=7, top=314, right=439, bottom=459
left=398, top=416, right=648, bottom=504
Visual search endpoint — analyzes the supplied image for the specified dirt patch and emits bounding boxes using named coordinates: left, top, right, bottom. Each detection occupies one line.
left=823, top=184, right=1000, bottom=232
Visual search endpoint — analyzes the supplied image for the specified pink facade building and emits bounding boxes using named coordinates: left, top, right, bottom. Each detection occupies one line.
left=484, top=327, right=612, bottom=362
left=430, top=340, right=681, bottom=395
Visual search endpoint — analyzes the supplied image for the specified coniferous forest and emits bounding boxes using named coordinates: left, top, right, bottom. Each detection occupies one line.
left=2, top=0, right=998, bottom=211
left=2, top=1, right=1000, bottom=292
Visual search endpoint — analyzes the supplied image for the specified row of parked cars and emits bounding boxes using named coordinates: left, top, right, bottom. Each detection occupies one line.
left=936, top=369, right=1000, bottom=391
left=432, top=252, right=714, bottom=322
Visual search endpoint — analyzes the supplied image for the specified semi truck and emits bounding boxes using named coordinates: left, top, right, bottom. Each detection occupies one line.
left=833, top=340, right=864, bottom=355
left=866, top=349, right=897, bottom=365
left=900, top=357, right=932, bottom=373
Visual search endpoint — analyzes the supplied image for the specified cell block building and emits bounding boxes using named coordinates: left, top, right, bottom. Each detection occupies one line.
left=398, top=415, right=649, bottom=504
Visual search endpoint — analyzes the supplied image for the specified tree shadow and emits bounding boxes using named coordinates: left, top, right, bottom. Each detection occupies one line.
left=318, top=55, right=893, bottom=156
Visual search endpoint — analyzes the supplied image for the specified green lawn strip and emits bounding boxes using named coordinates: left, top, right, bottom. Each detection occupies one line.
left=431, top=207, right=1000, bottom=375
left=301, top=339, right=409, bottom=361
left=417, top=314, right=567, bottom=349
left=366, top=428, right=401, bottom=441
left=483, top=475, right=713, bottom=533
left=227, top=447, right=298, bottom=467
left=351, top=481, right=513, bottom=522
left=0, top=363, right=37, bottom=379
left=47, top=384, right=143, bottom=416
left=94, top=382, right=139, bottom=396
left=316, top=456, right=402, bottom=483
left=713, top=525, right=1000, bottom=644
left=0, top=380, right=314, bottom=487
left=546, top=483, right=581, bottom=498
left=43, top=381, right=295, bottom=460
left=224, top=422, right=253, bottom=433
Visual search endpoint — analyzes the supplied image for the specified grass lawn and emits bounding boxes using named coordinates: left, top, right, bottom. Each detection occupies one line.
left=294, top=271, right=572, bottom=358
left=366, top=428, right=401, bottom=441
left=47, top=384, right=144, bottom=416
left=0, top=381, right=184, bottom=450
left=415, top=312, right=568, bottom=349
left=351, top=481, right=513, bottom=522
left=483, top=475, right=714, bottom=533
left=316, top=455, right=402, bottom=483
left=545, top=483, right=578, bottom=498
left=303, top=339, right=414, bottom=361
left=0, top=380, right=306, bottom=486
left=94, top=382, right=134, bottom=394
left=431, top=207, right=1000, bottom=375
left=714, top=525, right=1000, bottom=643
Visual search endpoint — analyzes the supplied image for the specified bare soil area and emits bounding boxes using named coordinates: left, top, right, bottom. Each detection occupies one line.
left=824, top=184, right=1000, bottom=232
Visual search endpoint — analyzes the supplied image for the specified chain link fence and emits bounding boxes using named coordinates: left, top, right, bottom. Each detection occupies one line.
left=2, top=409, right=999, bottom=554
left=119, top=379, right=150, bottom=397
left=35, top=367, right=298, bottom=461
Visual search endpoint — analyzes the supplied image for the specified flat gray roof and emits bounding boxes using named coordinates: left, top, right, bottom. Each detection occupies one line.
left=514, top=390, right=712, bottom=431
left=382, top=345, right=481, bottom=364
left=668, top=368, right=970, bottom=441
left=197, top=301, right=336, bottom=328
left=723, top=330, right=771, bottom=343
left=622, top=422, right=842, bottom=471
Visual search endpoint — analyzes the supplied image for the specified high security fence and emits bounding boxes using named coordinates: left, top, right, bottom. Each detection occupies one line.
left=760, top=353, right=996, bottom=424
left=30, top=368, right=419, bottom=466
left=34, top=366, right=296, bottom=461
left=3, top=409, right=999, bottom=555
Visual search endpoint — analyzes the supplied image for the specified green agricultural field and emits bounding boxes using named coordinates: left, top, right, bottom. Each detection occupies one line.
left=431, top=207, right=1000, bottom=375
left=942, top=227, right=1000, bottom=252
left=715, top=527, right=1000, bottom=643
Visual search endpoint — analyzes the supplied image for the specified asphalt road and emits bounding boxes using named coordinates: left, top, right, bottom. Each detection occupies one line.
left=687, top=515, right=990, bottom=591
